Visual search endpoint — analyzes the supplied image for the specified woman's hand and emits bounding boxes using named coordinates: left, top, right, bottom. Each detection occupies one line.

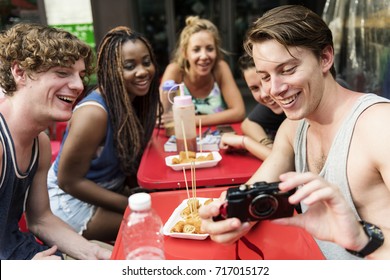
left=219, top=134, right=246, bottom=150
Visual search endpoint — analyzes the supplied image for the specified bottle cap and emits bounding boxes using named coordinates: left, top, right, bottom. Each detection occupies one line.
left=162, top=80, right=177, bottom=91
left=128, top=192, right=151, bottom=211
left=173, top=95, right=192, bottom=106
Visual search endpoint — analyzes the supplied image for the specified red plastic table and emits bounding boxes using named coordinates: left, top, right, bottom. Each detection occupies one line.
left=111, top=187, right=324, bottom=260
left=137, top=124, right=262, bottom=190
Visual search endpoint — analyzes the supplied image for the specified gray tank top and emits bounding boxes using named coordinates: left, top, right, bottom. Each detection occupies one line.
left=294, top=93, right=390, bottom=259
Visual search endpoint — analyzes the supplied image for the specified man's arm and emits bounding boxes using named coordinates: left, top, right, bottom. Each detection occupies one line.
left=274, top=103, right=390, bottom=259
left=247, top=119, right=296, bottom=183
left=347, top=103, right=390, bottom=259
left=200, top=119, right=297, bottom=243
left=25, top=132, right=111, bottom=260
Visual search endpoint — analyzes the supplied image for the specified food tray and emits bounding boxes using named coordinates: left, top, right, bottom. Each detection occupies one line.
left=165, top=151, right=222, bottom=171
left=163, top=198, right=213, bottom=240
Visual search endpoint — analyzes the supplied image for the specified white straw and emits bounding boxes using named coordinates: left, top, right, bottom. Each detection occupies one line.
left=183, top=167, right=190, bottom=197
left=199, top=119, right=202, bottom=154
left=192, top=161, right=197, bottom=201
left=180, top=120, right=189, bottom=159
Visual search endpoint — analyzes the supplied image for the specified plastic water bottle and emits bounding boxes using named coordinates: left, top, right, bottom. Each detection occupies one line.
left=122, top=193, right=165, bottom=260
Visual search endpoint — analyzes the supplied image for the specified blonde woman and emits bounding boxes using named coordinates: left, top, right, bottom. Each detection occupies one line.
left=160, top=16, right=245, bottom=126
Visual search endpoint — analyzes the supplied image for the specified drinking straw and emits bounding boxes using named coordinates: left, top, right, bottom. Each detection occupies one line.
left=199, top=119, right=202, bottom=154
left=181, top=120, right=189, bottom=159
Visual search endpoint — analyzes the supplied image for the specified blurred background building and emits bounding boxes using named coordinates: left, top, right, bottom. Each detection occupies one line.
left=0, top=0, right=325, bottom=81
left=1, top=0, right=388, bottom=98
left=323, top=0, right=390, bottom=97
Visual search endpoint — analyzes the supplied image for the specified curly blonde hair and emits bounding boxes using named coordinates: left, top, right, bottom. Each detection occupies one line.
left=0, top=23, right=95, bottom=95
left=172, top=16, right=226, bottom=73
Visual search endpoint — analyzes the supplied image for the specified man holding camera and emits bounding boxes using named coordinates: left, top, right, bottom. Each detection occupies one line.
left=199, top=5, right=390, bottom=259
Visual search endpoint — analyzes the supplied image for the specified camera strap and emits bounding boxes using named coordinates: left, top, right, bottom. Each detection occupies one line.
left=235, top=236, right=264, bottom=260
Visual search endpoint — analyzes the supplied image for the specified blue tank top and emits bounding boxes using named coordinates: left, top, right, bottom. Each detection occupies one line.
left=53, top=91, right=125, bottom=184
left=0, top=114, right=62, bottom=259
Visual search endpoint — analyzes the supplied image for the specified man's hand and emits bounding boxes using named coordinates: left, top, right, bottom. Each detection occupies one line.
left=32, top=246, right=62, bottom=260
left=274, top=172, right=367, bottom=251
left=199, top=191, right=254, bottom=244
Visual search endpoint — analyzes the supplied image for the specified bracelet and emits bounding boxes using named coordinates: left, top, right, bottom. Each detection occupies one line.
left=259, top=137, right=273, bottom=146
left=241, top=136, right=246, bottom=149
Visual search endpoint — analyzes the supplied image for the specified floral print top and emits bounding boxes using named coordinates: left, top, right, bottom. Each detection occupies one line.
left=183, top=82, right=227, bottom=115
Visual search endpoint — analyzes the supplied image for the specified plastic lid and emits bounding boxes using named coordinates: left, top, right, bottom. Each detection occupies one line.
left=173, top=95, right=192, bottom=106
left=162, top=80, right=177, bottom=91
left=128, top=192, right=151, bottom=211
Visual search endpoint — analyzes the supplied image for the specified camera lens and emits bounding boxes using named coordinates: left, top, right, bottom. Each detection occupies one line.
left=250, top=194, right=278, bottom=219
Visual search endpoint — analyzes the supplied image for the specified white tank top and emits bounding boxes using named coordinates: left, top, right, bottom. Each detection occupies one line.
left=294, top=93, right=390, bottom=259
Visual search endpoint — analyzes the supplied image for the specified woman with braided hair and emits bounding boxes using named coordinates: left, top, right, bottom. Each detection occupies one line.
left=47, top=26, right=162, bottom=242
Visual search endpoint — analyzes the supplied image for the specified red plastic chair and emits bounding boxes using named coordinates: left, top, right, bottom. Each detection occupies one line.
left=50, top=140, right=61, bottom=163
left=18, top=212, right=29, bottom=233
left=55, top=122, right=68, bottom=141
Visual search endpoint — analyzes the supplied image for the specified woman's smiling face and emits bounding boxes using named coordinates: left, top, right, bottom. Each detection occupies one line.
left=185, top=30, right=217, bottom=76
left=121, top=39, right=156, bottom=99
left=243, top=67, right=283, bottom=115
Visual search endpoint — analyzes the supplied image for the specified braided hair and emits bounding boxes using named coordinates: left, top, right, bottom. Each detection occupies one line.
left=96, top=26, right=162, bottom=175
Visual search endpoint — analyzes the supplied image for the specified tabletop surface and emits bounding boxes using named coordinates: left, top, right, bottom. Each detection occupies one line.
left=111, top=187, right=325, bottom=260
left=137, top=124, right=262, bottom=190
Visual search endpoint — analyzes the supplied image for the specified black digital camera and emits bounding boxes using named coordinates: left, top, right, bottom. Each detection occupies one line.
left=213, top=181, right=296, bottom=222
